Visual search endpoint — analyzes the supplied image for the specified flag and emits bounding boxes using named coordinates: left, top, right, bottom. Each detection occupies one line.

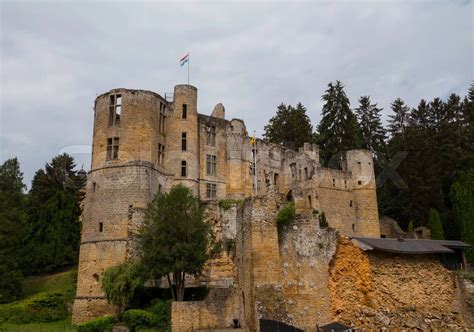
left=180, top=52, right=189, bottom=67
left=250, top=135, right=255, bottom=145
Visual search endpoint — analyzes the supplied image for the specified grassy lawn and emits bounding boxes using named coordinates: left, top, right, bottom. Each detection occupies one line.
left=0, top=267, right=77, bottom=331
left=0, top=319, right=76, bottom=331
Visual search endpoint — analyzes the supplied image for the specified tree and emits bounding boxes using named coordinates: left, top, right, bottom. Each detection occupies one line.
left=354, top=95, right=386, bottom=153
left=387, top=98, right=410, bottom=139
left=138, top=184, right=212, bottom=301
left=0, top=158, right=26, bottom=302
left=101, top=262, right=144, bottom=314
left=428, top=208, right=444, bottom=240
left=317, top=81, right=362, bottom=164
left=450, top=171, right=474, bottom=264
left=263, top=102, right=313, bottom=149
left=24, top=153, right=85, bottom=274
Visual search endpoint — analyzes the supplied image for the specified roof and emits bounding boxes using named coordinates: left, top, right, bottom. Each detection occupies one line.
left=352, top=237, right=471, bottom=254
left=318, top=322, right=353, bottom=331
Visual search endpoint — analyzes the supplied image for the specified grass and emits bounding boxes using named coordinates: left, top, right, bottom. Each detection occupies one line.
left=0, top=267, right=77, bottom=329
left=0, top=319, right=76, bottom=331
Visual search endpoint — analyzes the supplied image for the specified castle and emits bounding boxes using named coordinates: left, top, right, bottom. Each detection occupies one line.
left=72, top=85, right=470, bottom=330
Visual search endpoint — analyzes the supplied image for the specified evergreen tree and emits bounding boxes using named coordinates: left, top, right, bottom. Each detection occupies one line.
left=138, top=184, right=212, bottom=301
left=450, top=171, right=474, bottom=264
left=24, top=154, right=85, bottom=274
left=428, top=208, right=444, bottom=240
left=263, top=102, right=313, bottom=149
left=387, top=98, right=410, bottom=139
left=317, top=81, right=362, bottom=164
left=0, top=158, right=26, bottom=302
left=410, top=99, right=430, bottom=129
left=354, top=95, right=386, bottom=153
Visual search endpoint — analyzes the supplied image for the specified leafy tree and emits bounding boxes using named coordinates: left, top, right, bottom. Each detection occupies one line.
left=138, top=184, right=212, bottom=301
left=0, top=158, right=26, bottom=302
left=450, top=171, right=474, bottom=264
left=101, top=262, right=144, bottom=314
left=263, top=102, right=313, bottom=149
left=428, top=208, right=444, bottom=240
left=317, top=81, right=362, bottom=164
left=354, top=95, right=386, bottom=153
left=24, top=154, right=85, bottom=274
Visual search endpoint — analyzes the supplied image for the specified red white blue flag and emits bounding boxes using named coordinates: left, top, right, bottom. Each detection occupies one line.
left=180, top=52, right=189, bottom=67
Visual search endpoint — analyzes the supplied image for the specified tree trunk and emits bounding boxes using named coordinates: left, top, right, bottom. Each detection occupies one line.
left=174, top=271, right=186, bottom=301
left=167, top=273, right=176, bottom=301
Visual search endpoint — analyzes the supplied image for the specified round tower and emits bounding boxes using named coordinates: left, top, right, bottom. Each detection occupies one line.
left=72, top=89, right=167, bottom=324
left=225, top=119, right=252, bottom=197
left=345, top=149, right=380, bottom=237
left=166, top=84, right=199, bottom=194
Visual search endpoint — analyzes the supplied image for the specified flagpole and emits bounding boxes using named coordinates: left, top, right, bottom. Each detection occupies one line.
left=187, top=52, right=190, bottom=85
left=253, top=130, right=258, bottom=196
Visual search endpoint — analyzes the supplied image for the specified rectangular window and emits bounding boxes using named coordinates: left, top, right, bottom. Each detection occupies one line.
left=158, top=143, right=165, bottom=165
left=106, top=137, right=119, bottom=160
left=307, top=195, right=312, bottom=207
left=206, top=125, right=216, bottom=146
left=206, top=154, right=217, bottom=175
left=158, top=184, right=162, bottom=194
left=304, top=167, right=308, bottom=180
left=344, top=180, right=347, bottom=188
left=159, top=103, right=166, bottom=133
left=350, top=200, right=353, bottom=207
left=182, top=104, right=187, bottom=119
left=181, top=132, right=187, bottom=151
left=99, top=222, right=103, bottom=233
left=206, top=183, right=217, bottom=199
left=109, top=95, right=121, bottom=127
left=332, top=178, right=336, bottom=187
left=181, top=160, right=187, bottom=177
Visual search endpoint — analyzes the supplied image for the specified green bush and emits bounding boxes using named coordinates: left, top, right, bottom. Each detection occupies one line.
left=276, top=202, right=296, bottom=229
left=147, top=299, right=171, bottom=330
left=77, top=316, right=114, bottom=332
left=0, top=292, right=68, bottom=324
left=218, top=199, right=243, bottom=210
left=121, top=309, right=158, bottom=330
left=319, top=212, right=328, bottom=228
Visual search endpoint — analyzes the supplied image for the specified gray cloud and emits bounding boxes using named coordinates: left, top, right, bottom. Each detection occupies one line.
left=1, top=0, right=472, bottom=187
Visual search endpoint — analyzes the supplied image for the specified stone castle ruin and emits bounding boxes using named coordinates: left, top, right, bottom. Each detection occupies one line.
left=72, top=85, right=472, bottom=330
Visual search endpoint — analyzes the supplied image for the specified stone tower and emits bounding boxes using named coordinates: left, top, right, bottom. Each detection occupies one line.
left=72, top=89, right=167, bottom=323
left=165, top=85, right=199, bottom=194
left=346, top=149, right=380, bottom=237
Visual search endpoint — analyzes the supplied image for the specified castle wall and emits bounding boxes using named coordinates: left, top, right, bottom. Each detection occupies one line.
left=328, top=238, right=467, bottom=329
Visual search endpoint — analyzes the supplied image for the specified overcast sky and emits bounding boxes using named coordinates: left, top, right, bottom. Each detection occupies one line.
left=1, top=0, right=472, bottom=187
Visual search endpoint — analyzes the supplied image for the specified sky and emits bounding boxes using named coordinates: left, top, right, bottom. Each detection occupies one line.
left=0, top=0, right=472, bottom=188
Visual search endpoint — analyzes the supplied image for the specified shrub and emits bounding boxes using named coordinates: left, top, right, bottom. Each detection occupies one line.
left=121, top=309, right=158, bottom=330
left=218, top=199, right=243, bottom=210
left=101, top=262, right=144, bottom=314
left=0, top=292, right=68, bottom=324
left=276, top=202, right=296, bottom=229
left=319, top=212, right=328, bottom=228
left=77, top=316, right=114, bottom=332
left=225, top=239, right=235, bottom=254
left=429, top=208, right=444, bottom=240
left=148, top=299, right=171, bottom=330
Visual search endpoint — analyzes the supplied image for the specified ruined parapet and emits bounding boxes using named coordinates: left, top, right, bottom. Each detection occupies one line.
left=211, top=103, right=225, bottom=119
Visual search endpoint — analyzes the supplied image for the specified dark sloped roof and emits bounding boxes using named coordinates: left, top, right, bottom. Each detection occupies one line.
left=319, top=322, right=352, bottom=331
left=352, top=237, right=470, bottom=254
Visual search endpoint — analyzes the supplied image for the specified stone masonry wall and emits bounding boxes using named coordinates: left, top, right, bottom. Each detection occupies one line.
left=329, top=238, right=470, bottom=329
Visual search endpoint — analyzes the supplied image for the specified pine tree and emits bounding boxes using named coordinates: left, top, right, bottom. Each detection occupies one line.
left=263, top=103, right=313, bottom=149
left=410, top=99, right=430, bottom=129
left=428, top=208, right=444, bottom=240
left=25, top=154, right=85, bottom=274
left=317, top=81, right=362, bottom=164
left=354, top=95, right=386, bottom=153
left=0, top=158, right=26, bottom=302
left=450, top=171, right=474, bottom=264
left=387, top=98, right=410, bottom=139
